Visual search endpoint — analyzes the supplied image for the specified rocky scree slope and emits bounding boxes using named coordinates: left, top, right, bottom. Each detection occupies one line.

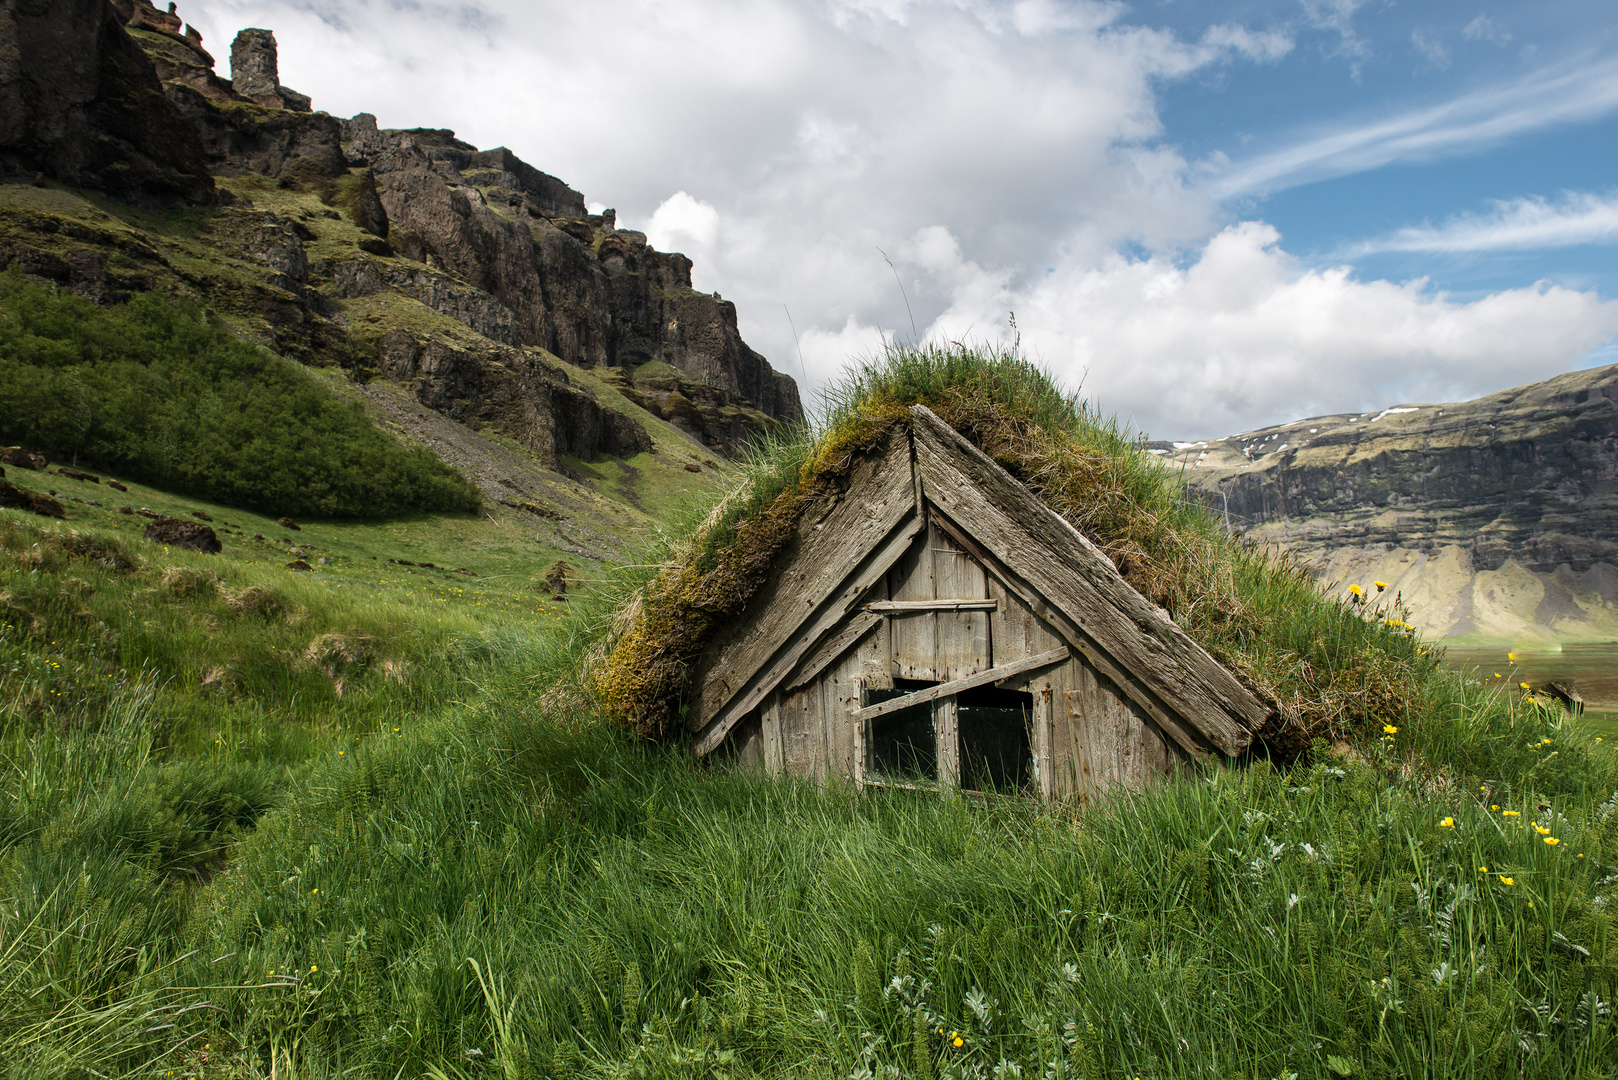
left=1159, top=364, right=1618, bottom=641
left=0, top=0, right=800, bottom=529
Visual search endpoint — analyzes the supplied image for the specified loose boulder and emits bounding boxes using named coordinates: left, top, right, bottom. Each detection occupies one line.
left=143, top=514, right=221, bottom=553
left=0, top=447, right=48, bottom=470
left=0, top=480, right=66, bottom=519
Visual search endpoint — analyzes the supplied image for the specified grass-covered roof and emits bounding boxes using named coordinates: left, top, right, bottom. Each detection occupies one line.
left=599, top=343, right=1435, bottom=757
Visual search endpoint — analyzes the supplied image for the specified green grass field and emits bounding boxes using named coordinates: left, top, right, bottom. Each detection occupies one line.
left=5, top=348, right=1618, bottom=1080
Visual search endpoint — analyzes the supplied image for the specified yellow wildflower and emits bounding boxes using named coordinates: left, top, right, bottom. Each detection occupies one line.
left=1494, top=672, right=1501, bottom=678
left=1478, top=866, right=1488, bottom=873
left=1545, top=837, right=1561, bottom=846
left=1490, top=804, right=1500, bottom=811
left=1535, top=825, right=1550, bottom=835
left=1500, top=876, right=1515, bottom=886
left=1384, top=724, right=1399, bottom=734
left=1374, top=581, right=1388, bottom=590
left=310, top=965, right=318, bottom=972
left=1440, top=817, right=1455, bottom=828
left=1349, top=584, right=1364, bottom=597
left=1503, top=810, right=1521, bottom=817
left=953, top=1036, right=964, bottom=1048
left=1520, top=682, right=1531, bottom=690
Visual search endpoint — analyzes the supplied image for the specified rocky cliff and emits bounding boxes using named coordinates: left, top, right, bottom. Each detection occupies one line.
left=1161, top=364, right=1618, bottom=642
left=0, top=0, right=800, bottom=490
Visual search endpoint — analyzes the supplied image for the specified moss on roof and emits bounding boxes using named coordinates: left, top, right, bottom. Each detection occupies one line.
left=598, top=343, right=1434, bottom=755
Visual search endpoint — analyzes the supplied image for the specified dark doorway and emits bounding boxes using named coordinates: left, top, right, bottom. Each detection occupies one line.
left=957, top=685, right=1033, bottom=793
left=863, top=679, right=938, bottom=785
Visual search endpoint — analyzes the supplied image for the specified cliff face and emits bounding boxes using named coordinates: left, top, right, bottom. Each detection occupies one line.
left=0, top=0, right=799, bottom=477
left=0, top=0, right=214, bottom=206
left=1163, top=365, right=1618, bottom=641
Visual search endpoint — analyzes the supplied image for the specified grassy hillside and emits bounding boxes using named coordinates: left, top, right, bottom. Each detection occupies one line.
left=0, top=270, right=481, bottom=518
left=5, top=347, right=1618, bottom=1079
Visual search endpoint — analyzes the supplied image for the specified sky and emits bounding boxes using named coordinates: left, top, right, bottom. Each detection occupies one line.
left=182, top=0, right=1618, bottom=438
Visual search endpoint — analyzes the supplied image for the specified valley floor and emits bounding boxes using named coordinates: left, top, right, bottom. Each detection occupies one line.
left=4, top=475, right=1618, bottom=1079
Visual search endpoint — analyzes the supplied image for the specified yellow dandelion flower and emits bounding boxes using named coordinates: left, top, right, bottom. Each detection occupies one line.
left=1520, top=682, right=1530, bottom=690
left=1349, top=584, right=1364, bottom=597
left=1383, top=724, right=1399, bottom=734
left=1374, top=581, right=1388, bottom=590
left=1440, top=817, right=1455, bottom=828
left=1493, top=673, right=1501, bottom=678
left=1546, top=837, right=1561, bottom=846
left=1508, top=652, right=1517, bottom=661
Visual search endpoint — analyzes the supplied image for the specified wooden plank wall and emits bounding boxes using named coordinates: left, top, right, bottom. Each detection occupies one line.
left=886, top=532, right=935, bottom=680
left=887, top=524, right=989, bottom=682
left=733, top=514, right=1188, bottom=798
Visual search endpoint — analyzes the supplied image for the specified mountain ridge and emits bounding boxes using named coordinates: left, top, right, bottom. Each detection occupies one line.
left=1163, top=364, right=1618, bottom=642
left=0, top=0, right=799, bottom=537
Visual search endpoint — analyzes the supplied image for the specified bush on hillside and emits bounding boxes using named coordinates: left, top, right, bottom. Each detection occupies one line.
left=0, top=270, right=480, bottom=518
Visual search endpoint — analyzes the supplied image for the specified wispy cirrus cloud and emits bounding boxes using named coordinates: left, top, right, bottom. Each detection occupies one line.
left=1348, top=191, right=1618, bottom=255
left=1211, top=55, right=1618, bottom=198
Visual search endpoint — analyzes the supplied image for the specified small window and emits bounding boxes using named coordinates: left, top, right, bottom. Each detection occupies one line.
left=957, top=685, right=1033, bottom=794
left=863, top=680, right=937, bottom=786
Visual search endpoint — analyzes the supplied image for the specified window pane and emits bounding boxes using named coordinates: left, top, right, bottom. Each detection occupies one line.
left=957, top=686, right=1033, bottom=794
left=864, top=684, right=937, bottom=784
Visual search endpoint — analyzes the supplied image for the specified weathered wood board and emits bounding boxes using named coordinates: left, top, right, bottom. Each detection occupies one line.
left=887, top=529, right=936, bottom=680
left=931, top=525, right=989, bottom=680
left=911, top=405, right=1265, bottom=755
left=692, top=511, right=925, bottom=754
left=689, top=428, right=916, bottom=730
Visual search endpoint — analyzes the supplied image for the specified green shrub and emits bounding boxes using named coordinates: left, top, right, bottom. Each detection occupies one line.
left=0, top=270, right=480, bottom=518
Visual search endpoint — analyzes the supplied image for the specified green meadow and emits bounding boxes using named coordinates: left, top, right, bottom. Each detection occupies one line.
left=4, top=345, right=1618, bottom=1080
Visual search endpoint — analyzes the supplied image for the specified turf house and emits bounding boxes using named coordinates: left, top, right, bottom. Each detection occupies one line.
left=604, top=399, right=1273, bottom=799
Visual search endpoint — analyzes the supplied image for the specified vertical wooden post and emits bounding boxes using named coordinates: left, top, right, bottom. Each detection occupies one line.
left=854, top=684, right=867, bottom=790
left=762, top=691, right=783, bottom=777
left=1035, top=686, right=1053, bottom=799
left=936, top=696, right=959, bottom=793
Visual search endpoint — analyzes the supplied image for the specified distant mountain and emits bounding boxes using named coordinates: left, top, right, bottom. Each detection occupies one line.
left=1159, top=365, right=1618, bottom=643
left=0, top=0, right=800, bottom=547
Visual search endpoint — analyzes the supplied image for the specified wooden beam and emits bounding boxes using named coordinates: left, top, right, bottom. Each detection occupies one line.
left=687, top=429, right=916, bottom=729
left=929, top=507, right=1211, bottom=762
left=762, top=692, right=783, bottom=776
left=864, top=599, right=998, bottom=613
left=851, top=647, right=1069, bottom=722
left=692, top=511, right=928, bottom=755
left=784, top=610, right=882, bottom=692
left=910, top=405, right=1266, bottom=754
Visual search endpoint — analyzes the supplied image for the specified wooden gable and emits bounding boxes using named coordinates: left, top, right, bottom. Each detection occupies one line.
left=686, top=406, right=1270, bottom=795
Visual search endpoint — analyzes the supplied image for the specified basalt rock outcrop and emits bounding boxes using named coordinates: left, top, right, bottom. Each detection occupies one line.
left=0, top=0, right=800, bottom=486
left=1162, top=364, right=1618, bottom=640
left=0, top=0, right=214, bottom=206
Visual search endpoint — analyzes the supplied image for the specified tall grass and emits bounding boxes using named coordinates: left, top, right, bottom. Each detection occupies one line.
left=160, top=675, right=1618, bottom=1079
left=6, top=344, right=1618, bottom=1077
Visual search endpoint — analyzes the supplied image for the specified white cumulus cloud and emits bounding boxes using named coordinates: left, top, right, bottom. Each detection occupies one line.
left=926, top=222, right=1618, bottom=438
